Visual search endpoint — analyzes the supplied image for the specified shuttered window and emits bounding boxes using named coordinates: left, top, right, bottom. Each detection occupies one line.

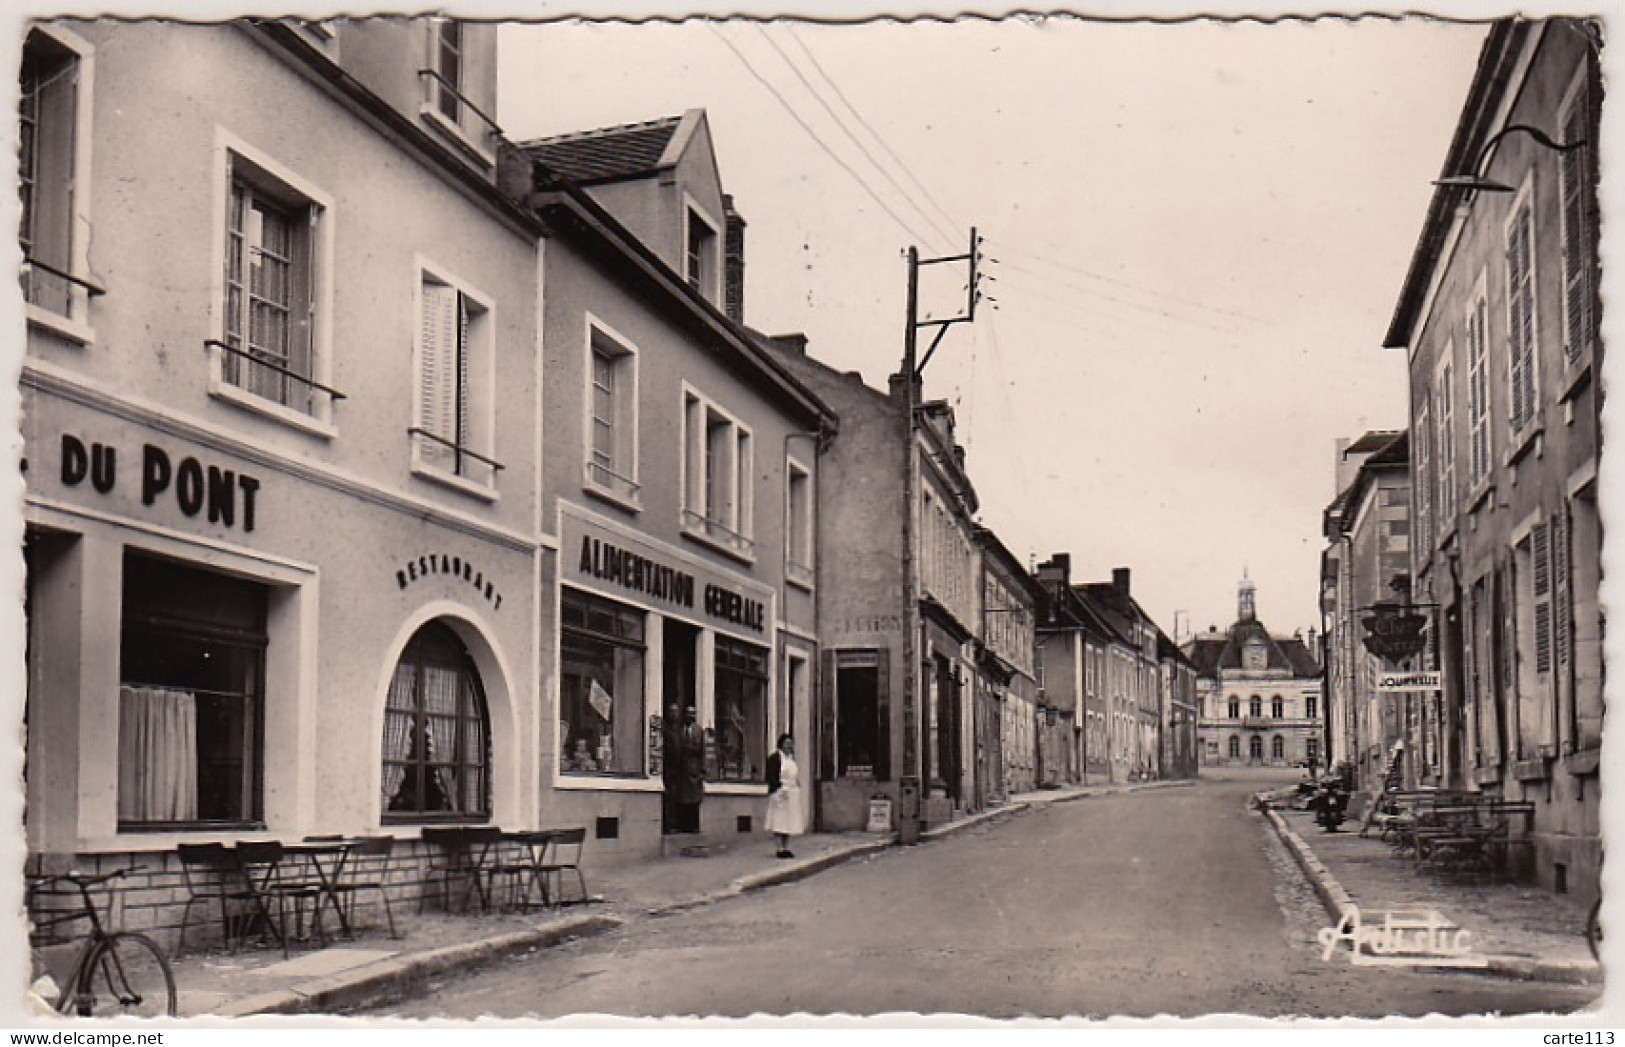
left=415, top=270, right=497, bottom=487
left=1467, top=297, right=1491, bottom=486
left=20, top=31, right=77, bottom=315
left=1435, top=355, right=1456, bottom=521
left=1553, top=509, right=1571, bottom=669
left=1506, top=203, right=1537, bottom=433
left=1532, top=522, right=1552, bottom=674
left=1559, top=78, right=1598, bottom=363
left=1414, top=399, right=1432, bottom=550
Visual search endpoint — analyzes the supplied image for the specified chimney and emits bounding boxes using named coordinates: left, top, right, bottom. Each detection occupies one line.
left=723, top=194, right=746, bottom=324
left=1112, top=567, right=1131, bottom=595
left=1035, top=553, right=1071, bottom=588
left=889, top=371, right=922, bottom=405
left=496, top=141, right=536, bottom=201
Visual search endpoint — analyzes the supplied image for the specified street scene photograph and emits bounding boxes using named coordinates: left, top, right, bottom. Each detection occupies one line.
left=5, top=0, right=1615, bottom=1030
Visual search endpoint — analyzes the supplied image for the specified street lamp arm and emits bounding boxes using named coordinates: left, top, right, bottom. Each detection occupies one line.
left=1433, top=123, right=1586, bottom=194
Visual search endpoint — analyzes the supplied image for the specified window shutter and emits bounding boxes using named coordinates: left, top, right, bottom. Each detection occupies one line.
left=34, top=49, right=77, bottom=275
left=1553, top=509, right=1571, bottom=668
left=1560, top=95, right=1593, bottom=362
left=1533, top=522, right=1552, bottom=674
left=1506, top=217, right=1528, bottom=431
left=419, top=279, right=458, bottom=462
left=289, top=206, right=317, bottom=413
left=455, top=291, right=471, bottom=452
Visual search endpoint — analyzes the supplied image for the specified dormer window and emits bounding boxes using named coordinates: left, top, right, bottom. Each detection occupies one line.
left=1243, top=640, right=1267, bottom=671
left=685, top=203, right=718, bottom=301
left=433, top=19, right=462, bottom=121
left=419, top=17, right=498, bottom=167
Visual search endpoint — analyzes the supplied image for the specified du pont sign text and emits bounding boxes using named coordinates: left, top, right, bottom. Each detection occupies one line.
left=58, top=433, right=263, bottom=533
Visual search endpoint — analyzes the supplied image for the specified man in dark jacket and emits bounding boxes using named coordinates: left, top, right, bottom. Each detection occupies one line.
left=672, top=706, right=706, bottom=834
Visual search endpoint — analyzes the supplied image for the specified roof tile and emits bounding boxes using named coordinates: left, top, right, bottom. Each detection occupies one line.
left=523, top=115, right=683, bottom=185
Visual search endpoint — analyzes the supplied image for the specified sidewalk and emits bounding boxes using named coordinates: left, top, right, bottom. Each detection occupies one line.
left=1264, top=802, right=1600, bottom=986
left=157, top=779, right=1179, bottom=1018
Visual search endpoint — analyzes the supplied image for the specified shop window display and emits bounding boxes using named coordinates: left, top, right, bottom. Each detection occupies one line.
left=560, top=589, right=646, bottom=776
left=713, top=637, right=767, bottom=782
left=118, top=552, right=266, bottom=829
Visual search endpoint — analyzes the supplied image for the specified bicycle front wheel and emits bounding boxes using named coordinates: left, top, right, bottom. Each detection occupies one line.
left=71, top=933, right=177, bottom=1018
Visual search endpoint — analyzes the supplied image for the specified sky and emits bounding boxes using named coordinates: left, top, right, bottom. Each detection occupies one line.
left=496, top=12, right=1488, bottom=639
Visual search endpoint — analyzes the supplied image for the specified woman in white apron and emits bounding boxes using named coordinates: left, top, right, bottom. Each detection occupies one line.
left=765, top=734, right=805, bottom=858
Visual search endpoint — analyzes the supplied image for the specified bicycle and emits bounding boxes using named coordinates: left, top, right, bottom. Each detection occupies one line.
left=26, top=867, right=178, bottom=1018
left=1586, top=895, right=1603, bottom=964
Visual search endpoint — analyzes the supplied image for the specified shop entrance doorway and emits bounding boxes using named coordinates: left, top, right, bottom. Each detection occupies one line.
left=661, top=619, right=700, bottom=835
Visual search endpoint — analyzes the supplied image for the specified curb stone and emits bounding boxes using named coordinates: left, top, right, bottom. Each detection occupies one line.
left=1260, top=805, right=1600, bottom=987
left=208, top=913, right=624, bottom=1017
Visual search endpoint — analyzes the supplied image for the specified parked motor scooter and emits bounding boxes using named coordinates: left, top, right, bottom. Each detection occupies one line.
left=1309, top=779, right=1350, bottom=832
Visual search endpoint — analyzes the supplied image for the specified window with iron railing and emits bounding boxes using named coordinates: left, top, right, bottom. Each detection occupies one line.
left=786, top=458, right=813, bottom=587
left=417, top=18, right=500, bottom=165
left=584, top=323, right=639, bottom=507
left=413, top=268, right=500, bottom=491
left=20, top=28, right=102, bottom=329
left=211, top=147, right=343, bottom=423
left=682, top=389, right=754, bottom=559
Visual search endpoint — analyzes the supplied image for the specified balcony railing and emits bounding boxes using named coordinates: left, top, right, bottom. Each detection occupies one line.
left=417, top=69, right=503, bottom=139
left=681, top=508, right=755, bottom=559
left=23, top=257, right=105, bottom=319
left=208, top=339, right=346, bottom=416
left=585, top=459, right=640, bottom=502
left=409, top=426, right=503, bottom=486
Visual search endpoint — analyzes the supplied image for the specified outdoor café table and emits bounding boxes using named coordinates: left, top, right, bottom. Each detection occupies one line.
left=282, top=839, right=363, bottom=940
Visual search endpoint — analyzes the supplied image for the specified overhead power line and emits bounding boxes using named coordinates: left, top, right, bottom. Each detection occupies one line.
left=984, top=235, right=1269, bottom=327
left=755, top=25, right=961, bottom=250
left=708, top=25, right=941, bottom=249
left=782, top=25, right=965, bottom=240
left=994, top=259, right=1244, bottom=336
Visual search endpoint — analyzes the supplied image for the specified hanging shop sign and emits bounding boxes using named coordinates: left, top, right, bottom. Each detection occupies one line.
left=1377, top=671, right=1442, bottom=692
left=57, top=433, right=263, bottom=533
left=1360, top=604, right=1429, bottom=662
left=564, top=510, right=772, bottom=638
left=395, top=553, right=503, bottom=610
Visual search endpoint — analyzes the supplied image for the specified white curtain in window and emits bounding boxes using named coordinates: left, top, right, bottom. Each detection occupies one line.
left=117, top=686, right=198, bottom=822
left=423, top=665, right=461, bottom=811
left=380, top=664, right=415, bottom=808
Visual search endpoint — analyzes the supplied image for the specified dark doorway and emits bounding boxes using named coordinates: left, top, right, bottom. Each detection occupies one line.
left=661, top=619, right=700, bottom=835
left=935, top=656, right=961, bottom=804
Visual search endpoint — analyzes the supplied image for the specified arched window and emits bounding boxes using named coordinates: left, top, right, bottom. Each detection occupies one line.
left=1228, top=735, right=1241, bottom=759
left=1271, top=695, right=1284, bottom=719
left=1249, top=734, right=1264, bottom=760
left=1227, top=697, right=1240, bottom=719
left=381, top=621, right=490, bottom=821
left=1249, top=695, right=1262, bottom=718
left=1271, top=735, right=1285, bottom=759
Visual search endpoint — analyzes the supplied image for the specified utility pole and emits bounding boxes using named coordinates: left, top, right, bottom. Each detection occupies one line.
left=899, top=228, right=981, bottom=844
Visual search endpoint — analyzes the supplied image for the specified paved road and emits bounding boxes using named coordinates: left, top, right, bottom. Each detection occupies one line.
left=377, top=777, right=1600, bottom=1019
